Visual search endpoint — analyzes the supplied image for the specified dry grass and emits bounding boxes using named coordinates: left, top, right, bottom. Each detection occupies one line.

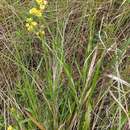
left=0, top=0, right=130, bottom=130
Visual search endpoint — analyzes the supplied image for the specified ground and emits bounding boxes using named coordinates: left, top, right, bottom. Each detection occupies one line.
left=0, top=0, right=130, bottom=130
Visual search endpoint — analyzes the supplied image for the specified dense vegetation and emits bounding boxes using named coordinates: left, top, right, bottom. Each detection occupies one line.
left=0, top=0, right=130, bottom=130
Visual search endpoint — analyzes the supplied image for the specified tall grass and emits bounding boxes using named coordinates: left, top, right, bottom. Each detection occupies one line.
left=0, top=0, right=130, bottom=130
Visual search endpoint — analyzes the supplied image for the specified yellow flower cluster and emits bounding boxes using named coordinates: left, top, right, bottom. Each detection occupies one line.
left=29, top=8, right=42, bottom=17
left=36, top=30, right=45, bottom=38
left=7, top=125, right=13, bottom=130
left=29, top=0, right=48, bottom=17
left=26, top=18, right=37, bottom=31
left=25, top=0, right=48, bottom=38
left=36, top=0, right=48, bottom=6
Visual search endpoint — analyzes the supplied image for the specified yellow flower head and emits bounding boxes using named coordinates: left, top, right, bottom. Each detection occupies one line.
left=31, top=21, right=37, bottom=26
left=40, top=4, right=45, bottom=10
left=27, top=25, right=34, bottom=32
left=7, top=125, right=13, bottom=130
left=25, top=18, right=37, bottom=32
left=43, top=0, right=48, bottom=5
left=26, top=18, right=33, bottom=22
left=25, top=23, right=30, bottom=27
left=35, top=0, right=48, bottom=5
left=36, top=31, right=45, bottom=38
left=29, top=8, right=42, bottom=17
left=36, top=0, right=43, bottom=5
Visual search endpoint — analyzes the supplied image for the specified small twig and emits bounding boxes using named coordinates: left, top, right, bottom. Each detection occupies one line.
left=24, top=110, right=46, bottom=130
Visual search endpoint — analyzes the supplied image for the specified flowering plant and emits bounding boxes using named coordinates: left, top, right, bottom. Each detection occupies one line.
left=26, top=0, right=48, bottom=38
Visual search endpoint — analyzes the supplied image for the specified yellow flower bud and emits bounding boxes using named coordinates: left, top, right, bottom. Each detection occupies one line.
left=40, top=4, right=45, bottom=10
left=31, top=21, right=37, bottom=26
left=36, top=0, right=43, bottom=5
left=44, top=0, right=48, bottom=5
left=26, top=18, right=33, bottom=22
left=10, top=107, right=15, bottom=113
left=7, top=125, right=13, bottom=130
left=36, top=31, right=45, bottom=37
left=25, top=23, right=30, bottom=27
left=27, top=25, right=34, bottom=32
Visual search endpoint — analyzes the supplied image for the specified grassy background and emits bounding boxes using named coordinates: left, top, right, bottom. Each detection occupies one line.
left=0, top=0, right=130, bottom=130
